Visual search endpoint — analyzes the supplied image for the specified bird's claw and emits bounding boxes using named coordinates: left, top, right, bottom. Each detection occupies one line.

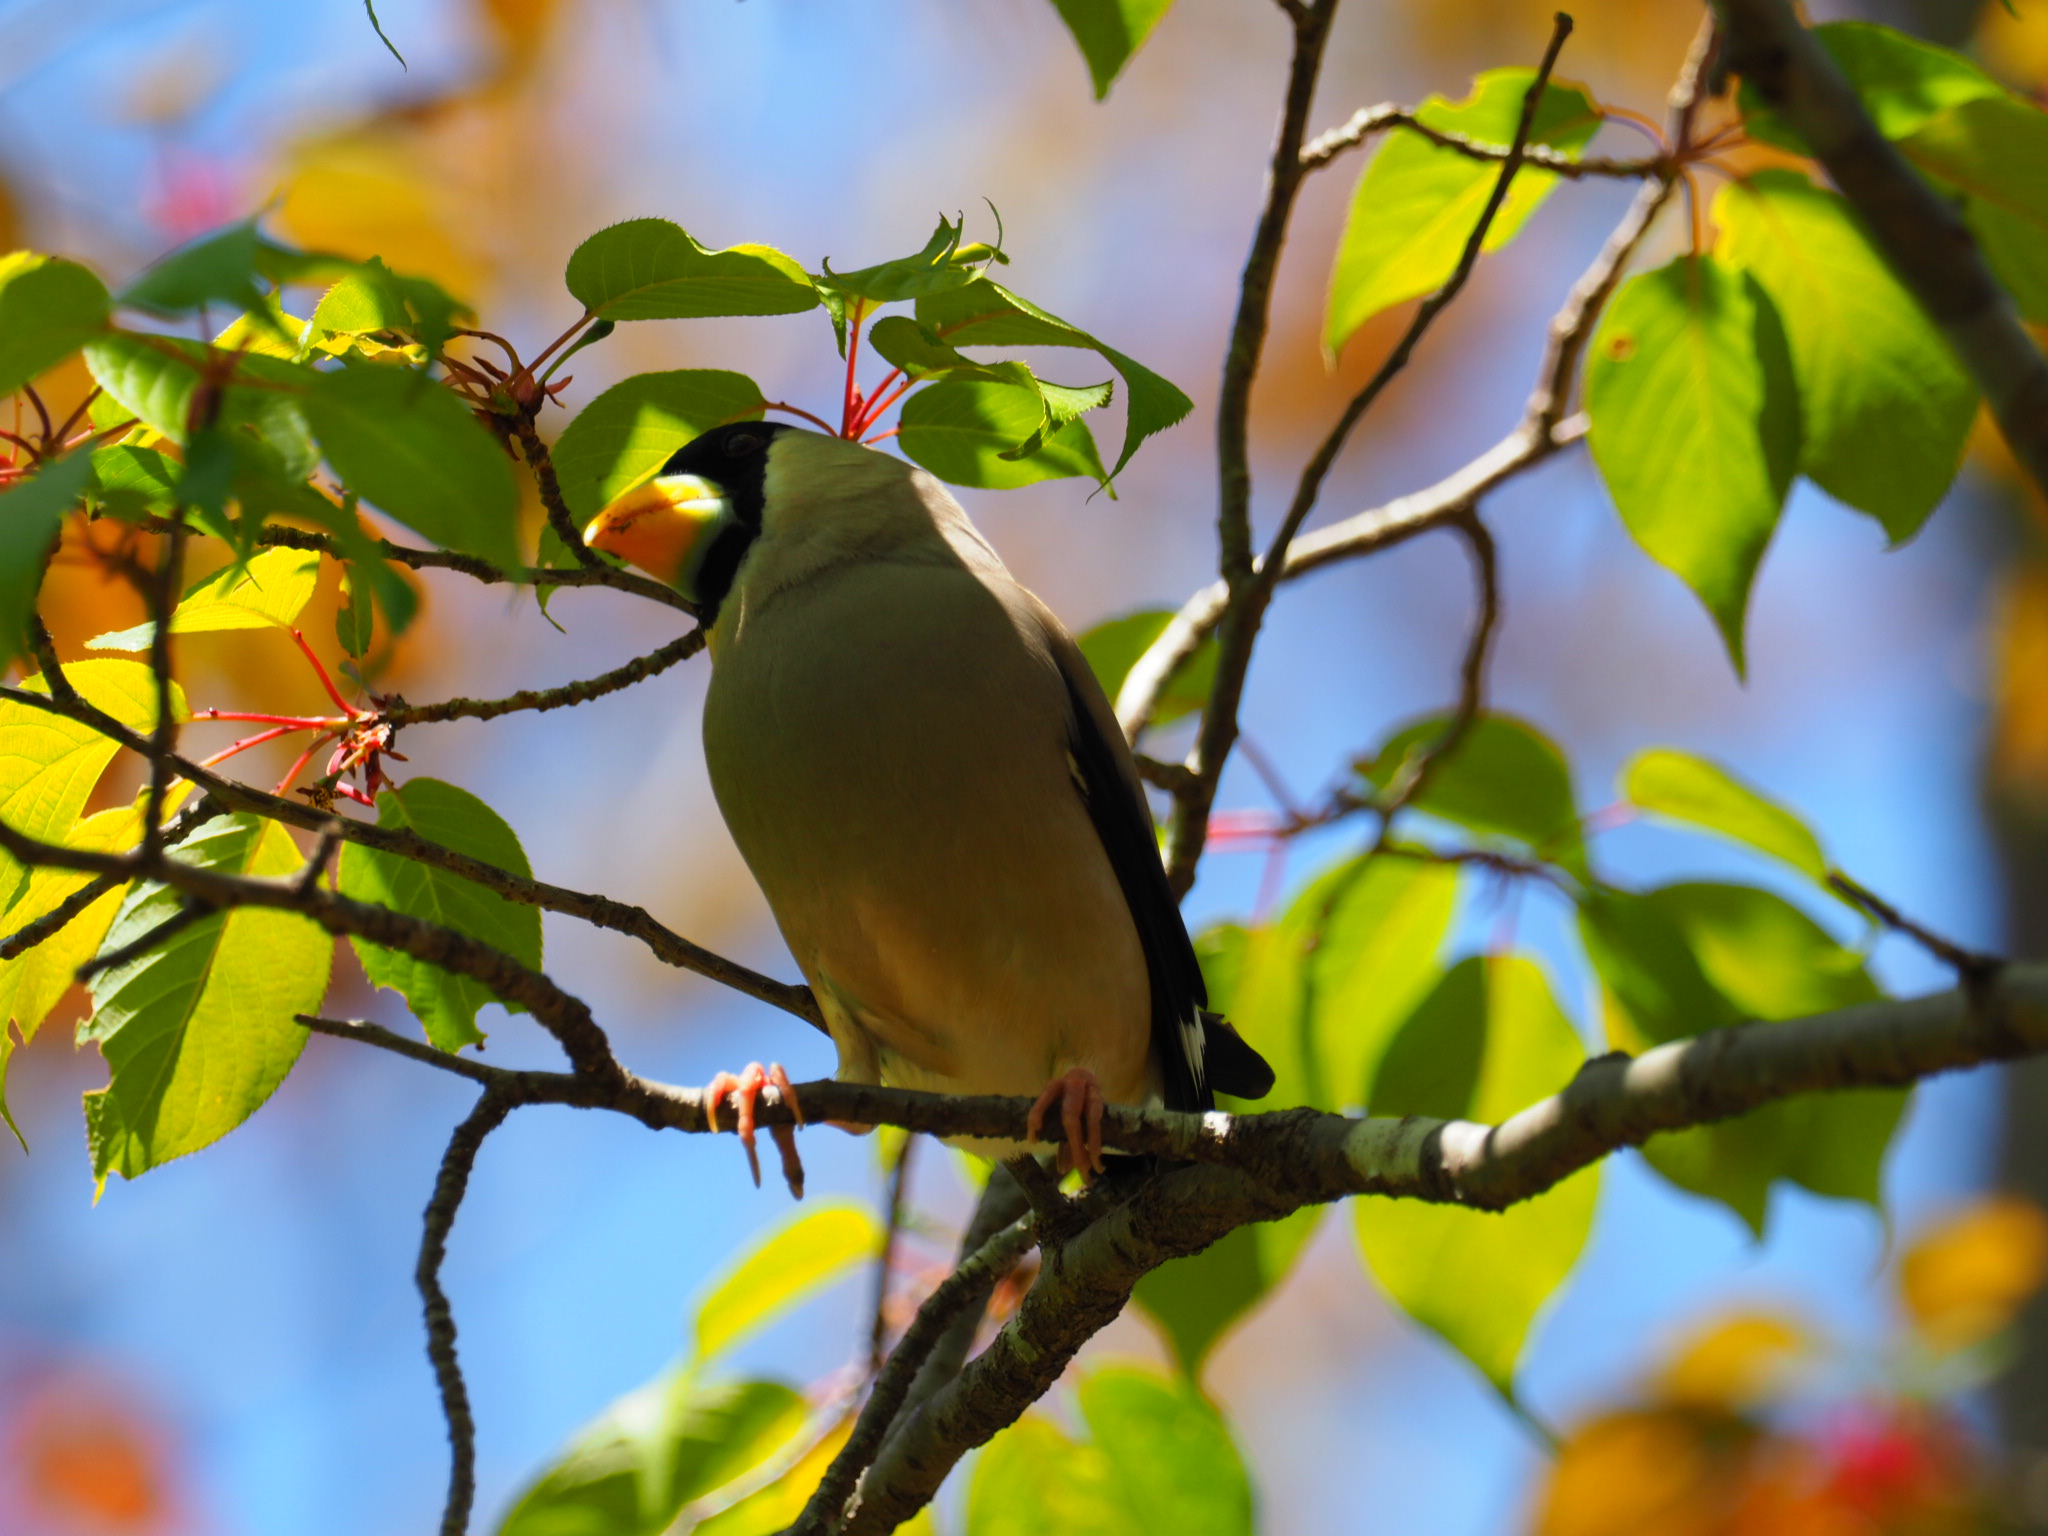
left=705, top=1062, right=807, bottom=1199
left=1025, top=1067, right=1106, bottom=1180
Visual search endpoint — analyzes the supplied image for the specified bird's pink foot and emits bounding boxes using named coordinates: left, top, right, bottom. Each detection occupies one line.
left=1026, top=1067, right=1106, bottom=1179
left=705, top=1062, right=807, bottom=1199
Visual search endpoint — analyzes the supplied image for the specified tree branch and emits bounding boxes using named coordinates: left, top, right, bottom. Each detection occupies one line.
left=513, top=417, right=603, bottom=569
left=379, top=627, right=705, bottom=728
left=1300, top=102, right=1663, bottom=177
left=1712, top=0, right=2048, bottom=497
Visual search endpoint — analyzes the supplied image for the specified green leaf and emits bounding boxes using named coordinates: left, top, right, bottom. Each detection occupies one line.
left=335, top=779, right=541, bottom=1053
left=866, top=316, right=1009, bottom=382
left=1075, top=608, right=1216, bottom=727
left=1900, top=95, right=2048, bottom=323
left=1714, top=169, right=1974, bottom=541
left=87, top=547, right=322, bottom=651
left=898, top=377, right=1109, bottom=489
left=116, top=220, right=268, bottom=320
left=83, top=334, right=321, bottom=483
left=497, top=1374, right=807, bottom=1536
left=915, top=276, right=1193, bottom=481
left=967, top=1366, right=1252, bottom=1536
left=1134, top=1207, right=1318, bottom=1380
left=1577, top=886, right=1742, bottom=1049
left=1359, top=712, right=1587, bottom=877
left=305, top=364, right=521, bottom=570
left=1586, top=254, right=1799, bottom=671
left=1048, top=0, right=1176, bottom=98
left=1325, top=69, right=1602, bottom=354
left=0, top=801, right=142, bottom=1145
left=82, top=814, right=331, bottom=1181
left=86, top=445, right=181, bottom=521
left=565, top=220, right=819, bottom=322
left=306, top=256, right=461, bottom=357
left=549, top=370, right=768, bottom=519
left=691, top=1201, right=880, bottom=1365
left=0, top=454, right=91, bottom=667
left=1632, top=883, right=1904, bottom=1222
left=1354, top=956, right=1599, bottom=1390
left=1621, top=747, right=1829, bottom=881
left=1739, top=21, right=2009, bottom=149
left=0, top=660, right=186, bottom=915
left=819, top=215, right=1007, bottom=306
left=0, top=252, right=110, bottom=398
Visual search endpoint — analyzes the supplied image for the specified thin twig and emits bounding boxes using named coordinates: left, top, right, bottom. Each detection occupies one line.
left=420, top=1090, right=514, bottom=1536
left=0, top=799, right=226, bottom=962
left=380, top=628, right=704, bottom=728
left=867, top=1133, right=919, bottom=1380
left=142, top=507, right=187, bottom=856
left=1300, top=103, right=1664, bottom=176
left=514, top=418, right=602, bottom=569
left=75, top=899, right=213, bottom=981
left=1827, top=872, right=2003, bottom=985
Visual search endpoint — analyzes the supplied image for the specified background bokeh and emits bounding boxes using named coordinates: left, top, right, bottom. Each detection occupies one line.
left=0, top=0, right=2039, bottom=1531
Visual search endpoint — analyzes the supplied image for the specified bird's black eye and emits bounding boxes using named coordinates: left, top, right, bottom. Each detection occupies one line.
left=727, top=432, right=764, bottom=457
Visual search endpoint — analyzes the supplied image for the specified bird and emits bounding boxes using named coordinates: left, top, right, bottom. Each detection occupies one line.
left=581, top=422, right=1273, bottom=1194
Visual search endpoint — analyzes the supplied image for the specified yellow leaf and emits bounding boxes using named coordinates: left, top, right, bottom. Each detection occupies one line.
left=87, top=548, right=322, bottom=651
left=1655, top=1312, right=1808, bottom=1411
left=1899, top=1196, right=2048, bottom=1351
left=691, top=1201, right=881, bottom=1364
left=1533, top=1407, right=1754, bottom=1536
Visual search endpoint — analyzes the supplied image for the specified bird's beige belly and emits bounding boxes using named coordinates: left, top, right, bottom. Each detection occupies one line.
left=703, top=560, right=1152, bottom=1114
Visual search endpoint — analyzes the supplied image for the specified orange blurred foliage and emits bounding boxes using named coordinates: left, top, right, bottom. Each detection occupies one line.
left=1899, top=1196, right=2048, bottom=1354
left=6, top=1376, right=175, bottom=1534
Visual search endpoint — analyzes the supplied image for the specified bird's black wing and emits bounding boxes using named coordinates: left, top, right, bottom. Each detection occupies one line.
left=1044, top=629, right=1274, bottom=1111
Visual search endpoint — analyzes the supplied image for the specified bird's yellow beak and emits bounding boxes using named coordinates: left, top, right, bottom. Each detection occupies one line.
left=582, top=474, right=731, bottom=589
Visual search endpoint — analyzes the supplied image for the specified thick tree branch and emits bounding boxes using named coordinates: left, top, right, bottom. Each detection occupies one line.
left=1712, top=0, right=2048, bottom=496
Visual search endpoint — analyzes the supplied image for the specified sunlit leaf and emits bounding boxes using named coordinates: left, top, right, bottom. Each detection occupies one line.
left=87, top=548, right=322, bottom=651
left=1325, top=69, right=1602, bottom=354
left=1899, top=1196, right=2048, bottom=1352
left=1586, top=255, right=1799, bottom=671
left=1354, top=956, right=1599, bottom=1390
left=691, top=1420, right=937, bottom=1536
left=692, top=1201, right=881, bottom=1365
left=1047, top=0, right=1175, bottom=97
left=820, top=215, right=1006, bottom=306
left=1307, top=855, right=1461, bottom=1104
left=335, top=779, right=542, bottom=1053
left=306, top=255, right=462, bottom=356
left=83, top=334, right=320, bottom=483
left=497, top=1374, right=807, bottom=1536
left=0, top=252, right=110, bottom=399
left=0, top=454, right=92, bottom=667
left=898, top=378, right=1108, bottom=489
left=1900, top=94, right=2048, bottom=322
left=304, top=364, right=521, bottom=569
left=1621, top=748, right=1828, bottom=881
left=86, top=445, right=180, bottom=522
left=549, top=370, right=768, bottom=519
left=1076, top=608, right=1216, bottom=727
left=967, top=1416, right=1122, bottom=1536
left=915, top=276, right=1192, bottom=481
left=1715, top=170, right=1974, bottom=540
left=1740, top=20, right=2010, bottom=149
left=565, top=220, right=819, bottom=322
left=82, top=814, right=331, bottom=1181
left=1359, top=712, right=1587, bottom=877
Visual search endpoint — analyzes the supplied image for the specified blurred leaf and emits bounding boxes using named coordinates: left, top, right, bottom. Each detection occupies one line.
left=1582, top=883, right=1901, bottom=1232
left=915, top=276, right=1193, bottom=481
left=1354, top=956, right=1600, bottom=1390
left=1900, top=94, right=2048, bottom=322
left=0, top=252, right=110, bottom=399
left=0, top=454, right=92, bottom=667
left=304, top=364, right=521, bottom=569
left=88, top=547, right=321, bottom=651
left=1899, top=1196, right=2048, bottom=1352
left=565, top=220, right=819, bottom=322
left=336, top=779, right=542, bottom=1053
left=214, top=295, right=309, bottom=361
left=1714, top=170, right=1974, bottom=540
left=307, top=256, right=462, bottom=356
left=0, top=660, right=186, bottom=915
left=820, top=214, right=1005, bottom=306
left=692, top=1201, right=881, bottom=1364
left=1134, top=1206, right=1318, bottom=1380
left=1621, top=748, right=1828, bottom=881
left=1309, top=855, right=1461, bottom=1105
left=549, top=370, right=767, bottom=519
left=0, top=801, right=141, bottom=1145
left=1740, top=20, right=2009, bottom=149
left=1048, top=0, right=1175, bottom=98
left=1075, top=608, right=1216, bottom=726
left=82, top=814, right=330, bottom=1181
left=1533, top=1406, right=1758, bottom=1536
left=1656, top=1312, right=1810, bottom=1410
left=967, top=1366, right=1252, bottom=1536
left=1359, top=712, right=1587, bottom=877
left=898, top=378, right=1109, bottom=489
left=692, top=1420, right=939, bottom=1536
left=1325, top=69, right=1602, bottom=354
left=1586, top=255, right=1799, bottom=672
left=116, top=220, right=268, bottom=320
left=83, top=335, right=320, bottom=482
left=497, top=1374, right=807, bottom=1536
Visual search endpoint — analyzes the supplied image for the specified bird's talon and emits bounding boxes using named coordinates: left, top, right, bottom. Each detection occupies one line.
left=702, top=1061, right=805, bottom=1199
left=1028, top=1067, right=1107, bottom=1183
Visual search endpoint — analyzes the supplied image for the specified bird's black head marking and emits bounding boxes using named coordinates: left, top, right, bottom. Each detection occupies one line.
left=656, top=421, right=793, bottom=626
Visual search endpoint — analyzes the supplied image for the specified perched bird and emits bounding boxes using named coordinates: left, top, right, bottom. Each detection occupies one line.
left=583, top=423, right=1273, bottom=1191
